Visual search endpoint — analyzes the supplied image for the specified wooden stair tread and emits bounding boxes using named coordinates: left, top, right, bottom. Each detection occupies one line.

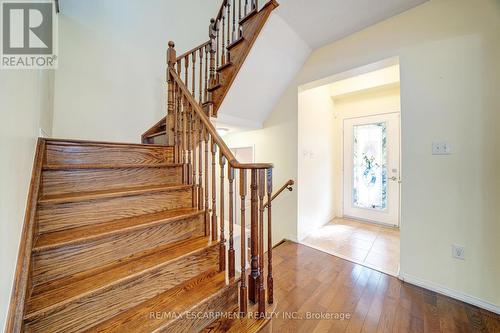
left=42, top=162, right=182, bottom=170
left=87, top=270, right=231, bottom=333
left=34, top=207, right=203, bottom=252
left=26, top=236, right=216, bottom=317
left=38, top=183, right=191, bottom=205
left=202, top=302, right=276, bottom=333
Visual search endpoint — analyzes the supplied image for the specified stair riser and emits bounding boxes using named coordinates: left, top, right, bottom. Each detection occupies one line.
left=41, top=167, right=183, bottom=196
left=26, top=245, right=219, bottom=333
left=32, top=214, right=205, bottom=285
left=45, top=143, right=174, bottom=166
left=160, top=283, right=239, bottom=333
left=37, top=187, right=193, bottom=233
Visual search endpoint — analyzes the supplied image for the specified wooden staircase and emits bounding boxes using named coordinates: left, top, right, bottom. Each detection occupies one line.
left=6, top=1, right=286, bottom=332
left=7, top=138, right=278, bottom=332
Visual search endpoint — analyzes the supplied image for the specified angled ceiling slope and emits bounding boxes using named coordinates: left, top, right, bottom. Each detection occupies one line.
left=276, top=0, right=428, bottom=49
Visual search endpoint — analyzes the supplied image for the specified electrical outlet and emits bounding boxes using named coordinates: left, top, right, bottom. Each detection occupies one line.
left=452, top=244, right=465, bottom=260
left=432, top=142, right=452, bottom=155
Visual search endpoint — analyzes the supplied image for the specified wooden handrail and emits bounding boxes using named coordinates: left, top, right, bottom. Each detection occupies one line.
left=264, top=179, right=293, bottom=208
left=176, top=40, right=210, bottom=62
left=168, top=67, right=273, bottom=170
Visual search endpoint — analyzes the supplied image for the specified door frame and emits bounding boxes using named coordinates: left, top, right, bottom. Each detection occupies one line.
left=341, top=112, right=401, bottom=227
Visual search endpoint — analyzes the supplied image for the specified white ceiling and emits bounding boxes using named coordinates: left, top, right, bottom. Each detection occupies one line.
left=275, top=0, right=428, bottom=49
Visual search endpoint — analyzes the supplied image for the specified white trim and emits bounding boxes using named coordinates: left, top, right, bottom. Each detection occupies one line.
left=399, top=272, right=500, bottom=315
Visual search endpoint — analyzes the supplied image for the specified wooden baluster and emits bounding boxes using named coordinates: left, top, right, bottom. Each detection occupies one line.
left=219, top=154, right=226, bottom=272
left=228, top=166, right=235, bottom=278
left=204, top=45, right=209, bottom=103
left=238, top=0, right=243, bottom=37
left=198, top=49, right=203, bottom=104
left=191, top=110, right=197, bottom=206
left=166, top=42, right=176, bottom=146
left=252, top=0, right=258, bottom=11
left=205, top=131, right=210, bottom=236
left=184, top=55, right=189, bottom=90
left=266, top=168, right=273, bottom=304
left=191, top=52, right=196, bottom=97
left=198, top=119, right=203, bottom=211
left=182, top=97, right=188, bottom=183
left=187, top=106, right=192, bottom=186
left=257, top=169, right=266, bottom=316
left=248, top=169, right=260, bottom=303
left=232, top=0, right=237, bottom=42
left=245, top=0, right=248, bottom=16
left=221, top=11, right=226, bottom=65
left=176, top=59, right=181, bottom=78
left=173, top=83, right=179, bottom=163
left=227, top=2, right=231, bottom=61
left=211, top=137, right=218, bottom=241
left=176, top=85, right=182, bottom=164
left=239, top=169, right=248, bottom=315
left=216, top=21, right=220, bottom=68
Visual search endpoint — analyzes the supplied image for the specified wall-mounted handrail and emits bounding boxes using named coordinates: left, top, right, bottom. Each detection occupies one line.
left=264, top=179, right=293, bottom=208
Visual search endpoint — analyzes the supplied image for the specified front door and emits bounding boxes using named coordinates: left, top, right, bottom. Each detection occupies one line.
left=343, top=113, right=400, bottom=226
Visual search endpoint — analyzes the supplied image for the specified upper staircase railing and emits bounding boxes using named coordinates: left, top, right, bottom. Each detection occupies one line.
left=167, top=54, right=274, bottom=316
left=171, top=0, right=265, bottom=114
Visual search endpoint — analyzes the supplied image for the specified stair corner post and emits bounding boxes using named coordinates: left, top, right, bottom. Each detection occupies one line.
left=257, top=169, right=266, bottom=316
left=207, top=18, right=217, bottom=117
left=266, top=168, right=274, bottom=304
left=248, top=169, right=260, bottom=304
left=166, top=41, right=176, bottom=146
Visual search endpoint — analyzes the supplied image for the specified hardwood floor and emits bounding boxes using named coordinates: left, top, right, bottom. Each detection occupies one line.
left=271, top=241, right=500, bottom=333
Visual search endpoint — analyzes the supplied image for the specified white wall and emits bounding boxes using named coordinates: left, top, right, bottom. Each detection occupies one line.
left=52, top=0, right=220, bottom=143
left=0, top=70, right=54, bottom=331
left=297, top=85, right=335, bottom=240
left=226, top=0, right=500, bottom=310
left=218, top=13, right=310, bottom=129
left=223, top=82, right=299, bottom=243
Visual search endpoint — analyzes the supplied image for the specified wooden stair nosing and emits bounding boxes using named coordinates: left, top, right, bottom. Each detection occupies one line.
left=45, top=138, right=174, bottom=149
left=207, top=82, right=222, bottom=92
left=227, top=36, right=245, bottom=50
left=42, top=162, right=183, bottom=171
left=25, top=237, right=219, bottom=321
left=217, top=61, right=233, bottom=72
left=239, top=8, right=258, bottom=25
left=38, top=183, right=191, bottom=205
left=145, top=130, right=167, bottom=139
left=87, top=270, right=237, bottom=333
left=33, top=208, right=204, bottom=253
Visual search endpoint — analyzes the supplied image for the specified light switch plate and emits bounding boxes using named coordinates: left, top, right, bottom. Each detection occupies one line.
left=432, top=142, right=451, bottom=155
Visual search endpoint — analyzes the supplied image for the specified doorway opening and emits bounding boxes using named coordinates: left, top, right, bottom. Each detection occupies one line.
left=298, top=58, right=401, bottom=276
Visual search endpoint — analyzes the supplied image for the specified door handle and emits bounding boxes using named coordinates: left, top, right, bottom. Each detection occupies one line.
left=389, top=176, right=402, bottom=183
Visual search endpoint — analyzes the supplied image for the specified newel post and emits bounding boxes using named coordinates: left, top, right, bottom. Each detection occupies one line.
left=166, top=41, right=177, bottom=146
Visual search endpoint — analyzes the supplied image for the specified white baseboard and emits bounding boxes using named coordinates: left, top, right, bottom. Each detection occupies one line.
left=399, top=272, right=500, bottom=315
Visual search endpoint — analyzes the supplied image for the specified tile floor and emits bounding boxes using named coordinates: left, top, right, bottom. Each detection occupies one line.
left=301, top=217, right=400, bottom=276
